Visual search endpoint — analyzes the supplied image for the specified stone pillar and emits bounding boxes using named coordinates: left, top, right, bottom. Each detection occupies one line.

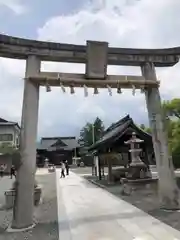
left=107, top=154, right=113, bottom=183
left=95, top=156, right=99, bottom=177
left=11, top=55, right=40, bottom=230
left=98, top=157, right=102, bottom=180
left=141, top=62, right=179, bottom=209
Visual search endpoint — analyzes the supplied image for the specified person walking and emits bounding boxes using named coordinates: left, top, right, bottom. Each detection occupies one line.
left=0, top=164, right=4, bottom=178
left=10, top=165, right=16, bottom=179
left=65, top=160, right=69, bottom=176
left=0, top=164, right=6, bottom=178
left=60, top=162, right=65, bottom=178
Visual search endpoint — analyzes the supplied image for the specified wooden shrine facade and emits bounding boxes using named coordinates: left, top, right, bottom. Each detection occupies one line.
left=88, top=115, right=155, bottom=166
left=37, top=136, right=80, bottom=166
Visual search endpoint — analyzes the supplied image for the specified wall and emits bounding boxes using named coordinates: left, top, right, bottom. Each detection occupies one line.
left=0, top=125, right=20, bottom=147
left=13, top=125, right=20, bottom=147
left=46, top=150, right=73, bottom=165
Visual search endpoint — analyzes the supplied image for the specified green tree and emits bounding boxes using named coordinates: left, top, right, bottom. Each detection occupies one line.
left=0, top=142, right=21, bottom=170
left=139, top=124, right=151, bottom=134
left=0, top=142, right=18, bottom=154
left=160, top=98, right=180, bottom=168
left=79, top=117, right=105, bottom=146
left=139, top=120, right=180, bottom=168
left=162, top=98, right=180, bottom=119
left=139, top=124, right=145, bottom=130
left=167, top=120, right=180, bottom=168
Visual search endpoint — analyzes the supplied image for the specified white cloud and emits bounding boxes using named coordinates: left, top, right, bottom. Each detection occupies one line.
left=0, top=0, right=27, bottom=15
left=1, top=0, right=180, bottom=137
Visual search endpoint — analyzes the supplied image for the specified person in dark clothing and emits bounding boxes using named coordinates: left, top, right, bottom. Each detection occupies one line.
left=0, top=164, right=6, bottom=178
left=0, top=164, right=4, bottom=178
left=65, top=160, right=69, bottom=175
left=10, top=165, right=16, bottom=179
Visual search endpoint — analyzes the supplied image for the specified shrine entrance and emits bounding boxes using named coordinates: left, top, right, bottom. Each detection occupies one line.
left=0, top=35, right=179, bottom=230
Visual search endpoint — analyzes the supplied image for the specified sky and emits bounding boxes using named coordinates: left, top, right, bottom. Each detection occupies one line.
left=0, top=0, right=180, bottom=138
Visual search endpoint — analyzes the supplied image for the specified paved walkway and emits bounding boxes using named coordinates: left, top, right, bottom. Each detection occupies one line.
left=56, top=169, right=180, bottom=240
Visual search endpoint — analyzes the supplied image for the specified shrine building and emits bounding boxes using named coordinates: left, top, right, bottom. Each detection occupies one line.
left=88, top=115, right=155, bottom=166
left=36, top=136, right=80, bottom=166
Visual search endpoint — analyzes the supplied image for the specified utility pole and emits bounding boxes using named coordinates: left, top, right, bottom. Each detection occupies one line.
left=92, top=125, right=97, bottom=176
left=92, top=124, right=95, bottom=145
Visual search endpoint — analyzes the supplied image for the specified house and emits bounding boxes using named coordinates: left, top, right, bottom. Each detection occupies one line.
left=0, top=117, right=20, bottom=148
left=37, top=136, right=80, bottom=166
left=88, top=115, right=155, bottom=166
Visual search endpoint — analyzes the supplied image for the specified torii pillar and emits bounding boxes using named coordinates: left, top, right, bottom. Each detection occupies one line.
left=141, top=62, right=180, bottom=210
left=10, top=55, right=40, bottom=230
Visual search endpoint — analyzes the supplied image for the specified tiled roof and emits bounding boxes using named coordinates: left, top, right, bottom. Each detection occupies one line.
left=0, top=117, right=20, bottom=129
left=104, top=115, right=131, bottom=134
left=0, top=118, right=7, bottom=122
left=88, top=115, right=152, bottom=151
left=37, top=136, right=80, bottom=150
left=38, top=139, right=57, bottom=150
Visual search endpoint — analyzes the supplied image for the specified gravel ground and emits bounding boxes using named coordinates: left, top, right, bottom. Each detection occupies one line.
left=72, top=167, right=180, bottom=232
left=71, top=166, right=108, bottom=175
left=0, top=170, right=58, bottom=240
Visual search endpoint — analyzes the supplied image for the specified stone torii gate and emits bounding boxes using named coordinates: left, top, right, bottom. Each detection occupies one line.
left=0, top=34, right=179, bottom=231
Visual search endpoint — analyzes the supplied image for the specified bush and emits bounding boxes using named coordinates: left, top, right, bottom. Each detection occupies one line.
left=172, top=154, right=180, bottom=169
left=171, top=144, right=180, bottom=169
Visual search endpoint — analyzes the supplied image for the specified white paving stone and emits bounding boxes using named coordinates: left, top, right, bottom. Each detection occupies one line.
left=56, top=170, right=180, bottom=240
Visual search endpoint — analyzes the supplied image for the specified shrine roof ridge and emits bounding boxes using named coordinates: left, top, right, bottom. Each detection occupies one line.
left=88, top=115, right=152, bottom=152
left=0, top=34, right=179, bottom=66
left=38, top=136, right=79, bottom=150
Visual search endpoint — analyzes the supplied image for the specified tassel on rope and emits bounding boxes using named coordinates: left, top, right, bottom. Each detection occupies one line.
left=83, top=84, right=88, bottom=97
left=93, top=87, right=99, bottom=95
left=107, top=85, right=112, bottom=96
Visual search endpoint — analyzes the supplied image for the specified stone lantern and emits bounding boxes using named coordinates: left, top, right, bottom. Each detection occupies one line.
left=124, top=132, right=151, bottom=179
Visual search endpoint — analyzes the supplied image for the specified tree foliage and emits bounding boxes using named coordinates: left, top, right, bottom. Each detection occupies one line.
left=0, top=143, right=21, bottom=170
left=139, top=124, right=151, bottom=133
left=0, top=142, right=18, bottom=154
left=140, top=98, right=180, bottom=168
left=79, top=117, right=105, bottom=147
left=162, top=98, right=180, bottom=119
